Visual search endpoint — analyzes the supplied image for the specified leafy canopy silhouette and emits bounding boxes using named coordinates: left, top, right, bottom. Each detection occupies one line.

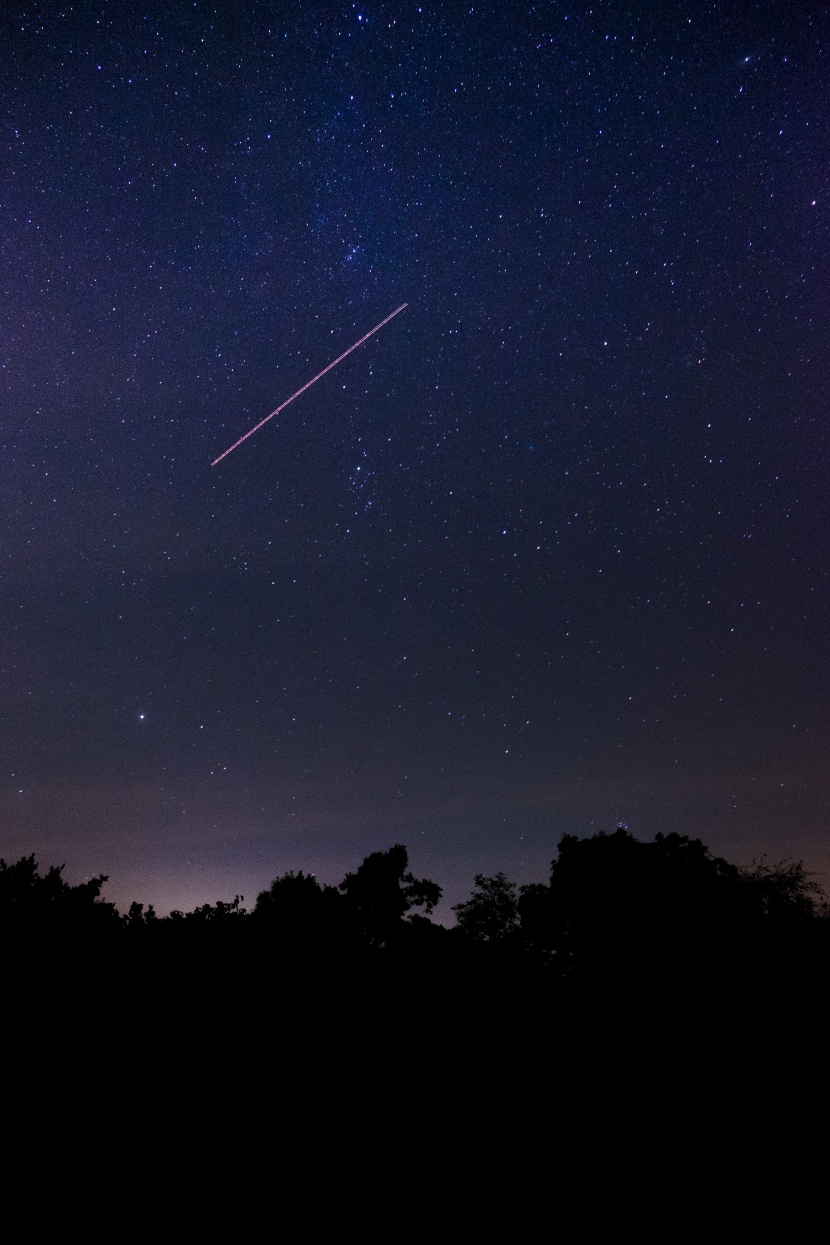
left=0, top=854, right=118, bottom=935
left=453, top=872, right=520, bottom=942
left=339, top=844, right=442, bottom=944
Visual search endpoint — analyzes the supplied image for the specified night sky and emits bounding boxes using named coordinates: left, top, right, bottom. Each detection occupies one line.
left=2, top=1, right=828, bottom=917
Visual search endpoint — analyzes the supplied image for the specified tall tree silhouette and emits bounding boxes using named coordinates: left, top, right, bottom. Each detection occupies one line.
left=253, top=870, right=346, bottom=953
left=453, top=873, right=520, bottom=942
left=519, top=827, right=748, bottom=984
left=0, top=854, right=118, bottom=939
left=339, top=845, right=441, bottom=945
left=737, top=858, right=828, bottom=925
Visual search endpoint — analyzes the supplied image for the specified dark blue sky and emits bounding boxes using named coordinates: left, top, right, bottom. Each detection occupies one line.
left=2, top=0, right=828, bottom=916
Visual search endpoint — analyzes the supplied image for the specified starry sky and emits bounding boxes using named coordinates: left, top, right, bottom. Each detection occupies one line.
left=2, top=0, right=828, bottom=917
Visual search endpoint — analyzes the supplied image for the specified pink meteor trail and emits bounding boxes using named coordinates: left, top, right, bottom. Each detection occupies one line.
left=211, top=303, right=408, bottom=466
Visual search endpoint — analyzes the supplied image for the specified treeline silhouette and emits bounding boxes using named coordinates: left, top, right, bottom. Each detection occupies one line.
left=4, top=829, right=827, bottom=1008
left=7, top=825, right=828, bottom=1144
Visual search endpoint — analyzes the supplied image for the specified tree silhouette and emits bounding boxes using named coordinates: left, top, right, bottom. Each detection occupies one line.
left=253, top=869, right=346, bottom=953
left=169, top=895, right=246, bottom=922
left=2, top=834, right=825, bottom=1019
left=339, top=845, right=441, bottom=945
left=124, top=901, right=157, bottom=927
left=516, top=827, right=751, bottom=986
left=453, top=872, right=520, bottom=942
left=737, top=857, right=828, bottom=925
left=0, top=854, right=118, bottom=938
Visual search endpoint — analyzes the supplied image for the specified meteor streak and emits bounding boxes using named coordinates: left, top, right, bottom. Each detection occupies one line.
left=211, top=303, right=408, bottom=466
